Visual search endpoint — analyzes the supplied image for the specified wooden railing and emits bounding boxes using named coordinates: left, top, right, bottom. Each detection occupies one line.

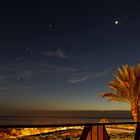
left=0, top=122, right=140, bottom=140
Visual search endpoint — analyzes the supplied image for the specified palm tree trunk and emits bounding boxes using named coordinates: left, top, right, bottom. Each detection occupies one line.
left=131, top=106, right=139, bottom=131
left=131, top=106, right=139, bottom=122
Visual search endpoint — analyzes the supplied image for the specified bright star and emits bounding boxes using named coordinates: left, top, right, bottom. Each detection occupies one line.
left=115, top=20, right=119, bottom=25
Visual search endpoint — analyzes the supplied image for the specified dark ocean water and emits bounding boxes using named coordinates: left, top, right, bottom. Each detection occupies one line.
left=0, top=117, right=133, bottom=125
left=0, top=110, right=133, bottom=125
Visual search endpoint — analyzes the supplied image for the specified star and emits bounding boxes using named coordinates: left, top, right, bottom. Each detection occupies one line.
left=16, top=76, right=21, bottom=81
left=115, top=20, right=119, bottom=25
left=16, top=57, right=21, bottom=61
left=26, top=48, right=30, bottom=52
left=49, top=23, right=56, bottom=30
left=63, top=34, right=69, bottom=40
left=34, top=52, right=38, bottom=56
left=97, top=18, right=101, bottom=22
left=49, top=24, right=52, bottom=28
left=26, top=48, right=34, bottom=56
left=0, top=54, right=3, bottom=58
left=30, top=50, right=33, bottom=54
left=124, top=14, right=128, bottom=18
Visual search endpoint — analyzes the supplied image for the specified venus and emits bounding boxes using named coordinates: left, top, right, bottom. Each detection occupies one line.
left=115, top=20, right=119, bottom=24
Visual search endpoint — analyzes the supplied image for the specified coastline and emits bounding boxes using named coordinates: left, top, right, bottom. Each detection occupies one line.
left=0, top=110, right=135, bottom=139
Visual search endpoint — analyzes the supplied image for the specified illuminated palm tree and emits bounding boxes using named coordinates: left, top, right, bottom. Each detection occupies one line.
left=101, top=64, right=140, bottom=122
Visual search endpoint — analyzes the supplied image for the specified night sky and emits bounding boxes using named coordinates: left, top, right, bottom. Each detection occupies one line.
left=0, top=0, right=140, bottom=111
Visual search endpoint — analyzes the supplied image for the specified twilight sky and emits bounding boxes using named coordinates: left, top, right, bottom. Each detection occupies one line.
left=0, top=0, right=140, bottom=111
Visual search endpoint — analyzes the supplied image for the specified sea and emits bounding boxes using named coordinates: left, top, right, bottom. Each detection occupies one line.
left=0, top=110, right=133, bottom=125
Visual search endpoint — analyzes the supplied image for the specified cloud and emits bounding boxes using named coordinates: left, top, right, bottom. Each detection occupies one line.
left=69, top=69, right=110, bottom=84
left=43, top=49, right=70, bottom=59
left=0, top=60, right=76, bottom=81
left=0, top=86, right=34, bottom=90
left=69, top=76, right=88, bottom=84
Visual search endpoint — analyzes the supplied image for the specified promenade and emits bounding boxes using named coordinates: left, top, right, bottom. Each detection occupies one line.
left=0, top=122, right=139, bottom=140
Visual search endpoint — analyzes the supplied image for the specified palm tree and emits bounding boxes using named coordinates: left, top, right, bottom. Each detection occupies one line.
left=100, top=64, right=140, bottom=122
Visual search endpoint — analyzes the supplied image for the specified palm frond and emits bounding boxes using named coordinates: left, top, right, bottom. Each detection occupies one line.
left=113, top=75, right=124, bottom=87
left=100, top=92, right=130, bottom=104
left=100, top=63, right=140, bottom=106
left=122, top=64, right=130, bottom=80
left=100, top=92, right=115, bottom=98
left=135, top=64, right=140, bottom=78
left=129, top=67, right=136, bottom=82
left=100, top=92, right=128, bottom=102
